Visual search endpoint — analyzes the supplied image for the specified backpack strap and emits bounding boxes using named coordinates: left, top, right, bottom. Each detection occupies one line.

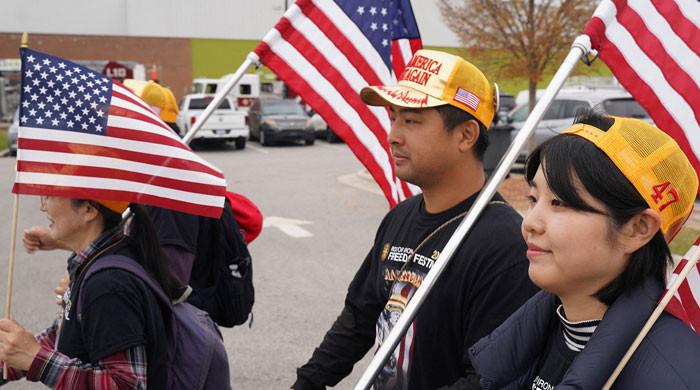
left=77, top=255, right=172, bottom=316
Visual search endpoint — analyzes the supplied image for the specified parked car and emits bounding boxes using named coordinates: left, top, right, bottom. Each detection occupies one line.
left=499, top=88, right=651, bottom=162
left=498, top=92, right=516, bottom=115
left=8, top=108, right=19, bottom=156
left=175, top=94, right=249, bottom=149
left=248, top=98, right=315, bottom=146
left=307, top=108, right=342, bottom=143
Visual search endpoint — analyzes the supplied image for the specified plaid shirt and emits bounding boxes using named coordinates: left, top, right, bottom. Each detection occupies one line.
left=1, top=226, right=148, bottom=389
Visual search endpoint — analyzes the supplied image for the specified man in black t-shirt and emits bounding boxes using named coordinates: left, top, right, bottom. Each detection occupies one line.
left=291, top=50, right=538, bottom=390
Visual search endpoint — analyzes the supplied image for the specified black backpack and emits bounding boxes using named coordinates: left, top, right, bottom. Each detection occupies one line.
left=188, top=200, right=255, bottom=327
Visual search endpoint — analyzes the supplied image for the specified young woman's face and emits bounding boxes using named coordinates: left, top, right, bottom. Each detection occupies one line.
left=521, top=166, right=630, bottom=299
left=40, top=196, right=87, bottom=248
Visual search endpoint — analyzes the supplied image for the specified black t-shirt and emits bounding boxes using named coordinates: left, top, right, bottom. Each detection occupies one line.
left=531, top=321, right=578, bottom=389
left=58, top=247, right=169, bottom=388
left=295, top=192, right=539, bottom=390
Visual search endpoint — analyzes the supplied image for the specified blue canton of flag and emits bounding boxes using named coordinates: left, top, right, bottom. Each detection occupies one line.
left=337, top=0, right=420, bottom=69
left=19, top=48, right=111, bottom=135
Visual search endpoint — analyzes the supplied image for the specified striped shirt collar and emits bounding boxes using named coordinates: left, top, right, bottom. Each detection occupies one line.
left=556, top=305, right=601, bottom=352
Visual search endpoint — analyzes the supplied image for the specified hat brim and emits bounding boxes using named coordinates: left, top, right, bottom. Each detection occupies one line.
left=360, top=85, right=447, bottom=108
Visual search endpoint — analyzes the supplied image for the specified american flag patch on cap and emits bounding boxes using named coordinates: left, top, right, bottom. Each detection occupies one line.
left=454, top=87, right=480, bottom=110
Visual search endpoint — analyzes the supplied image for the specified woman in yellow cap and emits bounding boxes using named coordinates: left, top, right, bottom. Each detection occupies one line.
left=0, top=197, right=178, bottom=389
left=468, top=110, right=700, bottom=389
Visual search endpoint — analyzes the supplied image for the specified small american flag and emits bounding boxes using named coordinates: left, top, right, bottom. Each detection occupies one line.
left=665, top=237, right=700, bottom=332
left=453, top=87, right=480, bottom=111
left=13, top=48, right=227, bottom=218
left=584, top=0, right=700, bottom=332
left=255, top=0, right=423, bottom=207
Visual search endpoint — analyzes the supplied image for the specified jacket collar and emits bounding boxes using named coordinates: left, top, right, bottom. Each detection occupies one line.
left=470, top=279, right=663, bottom=389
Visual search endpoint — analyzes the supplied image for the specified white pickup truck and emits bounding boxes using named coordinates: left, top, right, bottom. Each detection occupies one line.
left=176, top=94, right=249, bottom=149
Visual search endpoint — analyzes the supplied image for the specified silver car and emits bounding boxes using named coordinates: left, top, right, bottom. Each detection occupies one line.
left=248, top=98, right=315, bottom=146
left=502, top=88, right=650, bottom=162
left=8, top=108, right=19, bottom=156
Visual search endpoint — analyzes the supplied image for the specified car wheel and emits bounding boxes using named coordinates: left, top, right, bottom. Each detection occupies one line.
left=9, top=149, right=16, bottom=157
left=234, top=138, right=246, bottom=150
left=305, top=137, right=315, bottom=146
left=326, top=128, right=339, bottom=143
left=260, top=131, right=270, bottom=146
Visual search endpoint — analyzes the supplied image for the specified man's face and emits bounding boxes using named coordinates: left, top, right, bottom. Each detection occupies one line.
left=387, top=105, right=463, bottom=188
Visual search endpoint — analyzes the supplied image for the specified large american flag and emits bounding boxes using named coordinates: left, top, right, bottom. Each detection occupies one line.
left=584, top=0, right=700, bottom=333
left=13, top=48, right=227, bottom=218
left=254, top=0, right=422, bottom=207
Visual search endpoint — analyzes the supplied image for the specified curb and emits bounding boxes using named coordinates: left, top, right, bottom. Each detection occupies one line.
left=0, top=148, right=9, bottom=157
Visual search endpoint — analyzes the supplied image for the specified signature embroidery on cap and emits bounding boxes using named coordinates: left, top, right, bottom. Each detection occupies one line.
left=454, top=87, right=480, bottom=110
left=378, top=86, right=429, bottom=107
left=651, top=181, right=679, bottom=212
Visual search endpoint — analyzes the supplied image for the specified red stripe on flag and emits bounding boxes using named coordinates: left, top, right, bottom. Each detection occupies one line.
left=257, top=43, right=398, bottom=206
left=677, top=277, right=700, bottom=330
left=392, top=40, right=407, bottom=78
left=106, top=126, right=191, bottom=151
left=109, top=101, right=169, bottom=131
left=17, top=161, right=224, bottom=196
left=18, top=138, right=224, bottom=179
left=588, top=17, right=700, bottom=178
left=112, top=84, right=159, bottom=115
left=650, top=0, right=700, bottom=58
left=276, top=17, right=391, bottom=151
left=610, top=0, right=700, bottom=125
left=13, top=183, right=223, bottom=218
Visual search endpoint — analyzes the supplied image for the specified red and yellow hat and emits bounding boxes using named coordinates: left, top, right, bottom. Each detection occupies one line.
left=360, top=49, right=497, bottom=127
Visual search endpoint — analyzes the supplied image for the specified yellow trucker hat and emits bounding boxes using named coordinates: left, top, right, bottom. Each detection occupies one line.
left=563, top=117, right=698, bottom=239
left=360, top=49, right=497, bottom=127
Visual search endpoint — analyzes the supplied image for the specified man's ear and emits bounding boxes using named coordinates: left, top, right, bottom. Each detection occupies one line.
left=620, top=209, right=661, bottom=254
left=456, top=119, right=480, bottom=153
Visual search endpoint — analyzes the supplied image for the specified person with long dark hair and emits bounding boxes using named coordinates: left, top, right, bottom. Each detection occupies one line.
left=0, top=197, right=179, bottom=388
left=469, top=111, right=700, bottom=389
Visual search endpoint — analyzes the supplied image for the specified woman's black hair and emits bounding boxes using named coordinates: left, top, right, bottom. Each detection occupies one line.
left=525, top=109, right=671, bottom=305
left=72, top=200, right=180, bottom=299
left=434, top=104, right=490, bottom=160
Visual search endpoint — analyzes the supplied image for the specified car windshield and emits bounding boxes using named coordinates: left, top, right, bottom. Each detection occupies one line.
left=188, top=98, right=231, bottom=110
left=499, top=95, right=515, bottom=112
left=262, top=101, right=307, bottom=116
left=600, top=98, right=649, bottom=119
left=508, top=99, right=590, bottom=122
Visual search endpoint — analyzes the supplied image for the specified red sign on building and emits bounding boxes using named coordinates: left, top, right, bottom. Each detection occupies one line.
left=102, top=61, right=133, bottom=80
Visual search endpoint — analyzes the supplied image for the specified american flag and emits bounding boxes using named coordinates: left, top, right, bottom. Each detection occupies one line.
left=13, top=48, right=227, bottom=218
left=454, top=87, right=480, bottom=111
left=584, top=0, right=700, bottom=333
left=254, top=0, right=422, bottom=207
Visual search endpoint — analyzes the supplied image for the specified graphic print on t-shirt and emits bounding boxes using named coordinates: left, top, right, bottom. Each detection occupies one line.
left=374, top=244, right=440, bottom=389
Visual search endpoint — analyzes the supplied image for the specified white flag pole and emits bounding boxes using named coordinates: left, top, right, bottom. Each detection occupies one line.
left=353, top=35, right=594, bottom=390
left=603, top=245, right=700, bottom=389
left=181, top=52, right=261, bottom=145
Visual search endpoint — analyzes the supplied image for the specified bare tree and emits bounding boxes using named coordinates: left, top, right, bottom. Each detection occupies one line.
left=439, top=0, right=595, bottom=116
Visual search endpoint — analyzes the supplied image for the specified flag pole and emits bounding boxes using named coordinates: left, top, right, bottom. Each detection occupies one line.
left=603, top=246, right=700, bottom=389
left=3, top=32, right=28, bottom=380
left=181, top=52, right=261, bottom=145
left=353, top=34, right=594, bottom=390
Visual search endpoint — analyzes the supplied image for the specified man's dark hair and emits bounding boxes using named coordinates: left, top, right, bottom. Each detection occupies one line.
left=525, top=109, right=671, bottom=305
left=434, top=104, right=490, bottom=160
